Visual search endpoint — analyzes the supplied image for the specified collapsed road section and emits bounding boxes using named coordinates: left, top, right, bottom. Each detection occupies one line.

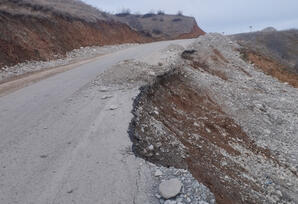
left=129, top=34, right=298, bottom=204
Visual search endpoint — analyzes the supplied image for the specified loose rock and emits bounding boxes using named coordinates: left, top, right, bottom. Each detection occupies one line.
left=159, top=178, right=182, bottom=199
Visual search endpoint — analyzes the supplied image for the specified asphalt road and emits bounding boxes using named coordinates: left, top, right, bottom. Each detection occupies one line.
left=0, top=39, right=194, bottom=204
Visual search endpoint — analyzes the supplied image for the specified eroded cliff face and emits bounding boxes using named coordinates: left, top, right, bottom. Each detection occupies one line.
left=177, top=24, right=205, bottom=40
left=0, top=11, right=150, bottom=67
left=114, top=14, right=205, bottom=40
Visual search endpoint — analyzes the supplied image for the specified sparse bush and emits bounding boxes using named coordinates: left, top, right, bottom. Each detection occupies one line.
left=160, top=18, right=164, bottom=22
left=142, top=12, right=156, bottom=18
left=115, top=8, right=131, bottom=17
left=172, top=18, right=182, bottom=22
left=140, top=30, right=152, bottom=37
left=157, top=10, right=165, bottom=15
left=152, top=29, right=162, bottom=35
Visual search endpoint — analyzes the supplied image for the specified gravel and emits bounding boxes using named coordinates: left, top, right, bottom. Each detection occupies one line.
left=0, top=44, right=137, bottom=83
left=151, top=165, right=215, bottom=204
left=128, top=33, right=298, bottom=203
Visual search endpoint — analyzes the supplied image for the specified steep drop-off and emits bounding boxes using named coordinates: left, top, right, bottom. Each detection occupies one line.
left=130, top=34, right=298, bottom=204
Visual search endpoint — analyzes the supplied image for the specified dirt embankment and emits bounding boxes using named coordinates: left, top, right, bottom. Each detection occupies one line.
left=0, top=0, right=205, bottom=68
left=130, top=34, right=298, bottom=204
left=0, top=8, right=151, bottom=67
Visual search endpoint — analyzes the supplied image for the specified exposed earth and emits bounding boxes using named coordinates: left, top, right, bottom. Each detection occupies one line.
left=0, top=0, right=204, bottom=68
left=0, top=1, right=297, bottom=203
left=129, top=34, right=298, bottom=204
left=1, top=31, right=298, bottom=203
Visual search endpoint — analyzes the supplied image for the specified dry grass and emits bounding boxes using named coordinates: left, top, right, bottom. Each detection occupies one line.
left=232, top=29, right=298, bottom=74
left=0, top=0, right=111, bottom=22
left=240, top=48, right=298, bottom=88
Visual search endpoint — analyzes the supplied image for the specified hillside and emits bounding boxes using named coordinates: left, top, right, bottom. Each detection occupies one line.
left=231, top=29, right=298, bottom=87
left=114, top=12, right=205, bottom=40
left=0, top=1, right=205, bottom=68
left=0, top=0, right=150, bottom=67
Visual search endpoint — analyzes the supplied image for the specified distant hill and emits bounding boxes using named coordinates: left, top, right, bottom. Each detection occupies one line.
left=261, top=27, right=277, bottom=33
left=231, top=29, right=298, bottom=87
left=114, top=13, right=205, bottom=40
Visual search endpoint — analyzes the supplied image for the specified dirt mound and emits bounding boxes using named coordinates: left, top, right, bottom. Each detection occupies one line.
left=0, top=0, right=151, bottom=67
left=130, top=34, right=298, bottom=204
left=114, top=13, right=205, bottom=40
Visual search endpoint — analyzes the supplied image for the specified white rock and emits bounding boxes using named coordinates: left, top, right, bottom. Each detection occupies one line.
left=205, top=128, right=211, bottom=133
left=155, top=169, right=163, bottom=177
left=149, top=71, right=156, bottom=76
left=148, top=145, right=154, bottom=151
left=199, top=201, right=209, bottom=204
left=159, top=178, right=182, bottom=199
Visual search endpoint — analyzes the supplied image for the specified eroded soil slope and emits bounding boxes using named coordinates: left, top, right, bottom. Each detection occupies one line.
left=0, top=0, right=150, bottom=67
left=130, top=34, right=298, bottom=203
left=232, top=29, right=298, bottom=87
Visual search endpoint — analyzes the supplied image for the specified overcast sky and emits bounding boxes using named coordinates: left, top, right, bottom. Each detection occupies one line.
left=81, top=0, right=298, bottom=34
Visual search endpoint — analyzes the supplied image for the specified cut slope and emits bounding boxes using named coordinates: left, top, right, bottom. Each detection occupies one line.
left=0, top=0, right=151, bottom=67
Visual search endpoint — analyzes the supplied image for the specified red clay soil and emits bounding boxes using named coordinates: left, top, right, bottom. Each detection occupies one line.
left=130, top=69, right=287, bottom=204
left=240, top=48, right=298, bottom=88
left=0, top=11, right=151, bottom=67
left=177, top=24, right=205, bottom=39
